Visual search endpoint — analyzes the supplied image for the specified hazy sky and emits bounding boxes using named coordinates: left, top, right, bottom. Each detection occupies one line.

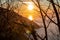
left=0, top=0, right=60, bottom=9
left=1, top=0, right=60, bottom=5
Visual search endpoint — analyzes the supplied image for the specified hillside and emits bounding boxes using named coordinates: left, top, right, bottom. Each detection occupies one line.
left=0, top=7, right=40, bottom=40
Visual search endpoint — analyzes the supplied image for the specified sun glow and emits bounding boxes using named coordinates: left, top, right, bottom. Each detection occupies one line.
left=28, top=15, right=33, bottom=21
left=28, top=2, right=33, bottom=10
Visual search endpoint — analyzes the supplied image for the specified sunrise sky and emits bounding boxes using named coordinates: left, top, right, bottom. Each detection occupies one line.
left=0, top=0, right=60, bottom=20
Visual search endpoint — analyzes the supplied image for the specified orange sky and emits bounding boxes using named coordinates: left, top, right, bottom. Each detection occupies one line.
left=13, top=1, right=58, bottom=21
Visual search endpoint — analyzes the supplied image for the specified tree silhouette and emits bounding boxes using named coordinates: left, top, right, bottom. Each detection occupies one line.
left=0, top=0, right=60, bottom=40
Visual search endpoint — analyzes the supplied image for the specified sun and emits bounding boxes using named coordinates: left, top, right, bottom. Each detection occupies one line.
left=28, top=5, right=33, bottom=10
left=27, top=2, right=34, bottom=10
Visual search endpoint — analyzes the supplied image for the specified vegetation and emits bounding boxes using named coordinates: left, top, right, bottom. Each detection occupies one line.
left=0, top=0, right=60, bottom=40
